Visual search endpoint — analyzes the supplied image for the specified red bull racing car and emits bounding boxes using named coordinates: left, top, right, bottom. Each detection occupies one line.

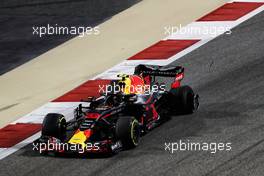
left=36, top=64, right=199, bottom=155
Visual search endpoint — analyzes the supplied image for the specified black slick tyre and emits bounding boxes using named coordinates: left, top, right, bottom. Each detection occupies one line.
left=116, top=116, right=140, bottom=150
left=41, top=113, right=66, bottom=140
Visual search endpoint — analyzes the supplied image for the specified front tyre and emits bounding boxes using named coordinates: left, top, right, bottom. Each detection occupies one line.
left=41, top=113, right=66, bottom=140
left=116, top=116, right=140, bottom=150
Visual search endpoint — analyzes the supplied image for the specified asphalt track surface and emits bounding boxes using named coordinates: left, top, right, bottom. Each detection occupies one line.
left=1, top=10, right=264, bottom=176
left=0, top=0, right=140, bottom=75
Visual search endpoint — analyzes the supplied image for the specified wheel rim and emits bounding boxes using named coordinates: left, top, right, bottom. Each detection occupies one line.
left=131, top=120, right=140, bottom=146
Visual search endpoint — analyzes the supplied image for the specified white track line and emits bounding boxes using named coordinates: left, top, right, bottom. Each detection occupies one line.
left=0, top=132, right=41, bottom=160
left=95, top=2, right=264, bottom=80
left=13, top=102, right=90, bottom=124
left=233, top=0, right=264, bottom=2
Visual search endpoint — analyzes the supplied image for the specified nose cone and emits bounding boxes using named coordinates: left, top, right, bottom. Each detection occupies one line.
left=68, top=129, right=92, bottom=148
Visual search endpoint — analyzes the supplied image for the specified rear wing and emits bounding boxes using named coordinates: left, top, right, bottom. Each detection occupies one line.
left=134, top=64, right=184, bottom=77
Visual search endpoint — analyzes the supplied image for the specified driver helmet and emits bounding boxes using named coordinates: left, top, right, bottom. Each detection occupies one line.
left=118, top=74, right=145, bottom=94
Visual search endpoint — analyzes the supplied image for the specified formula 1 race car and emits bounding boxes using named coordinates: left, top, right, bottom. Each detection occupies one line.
left=36, top=64, right=199, bottom=155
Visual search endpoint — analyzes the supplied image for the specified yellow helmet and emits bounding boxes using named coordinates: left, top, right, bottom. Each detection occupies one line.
left=118, top=74, right=132, bottom=94
left=117, top=74, right=145, bottom=94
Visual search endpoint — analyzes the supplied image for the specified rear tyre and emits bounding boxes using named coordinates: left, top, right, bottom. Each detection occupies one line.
left=169, top=86, right=199, bottom=114
left=41, top=113, right=66, bottom=140
left=116, top=116, right=140, bottom=150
